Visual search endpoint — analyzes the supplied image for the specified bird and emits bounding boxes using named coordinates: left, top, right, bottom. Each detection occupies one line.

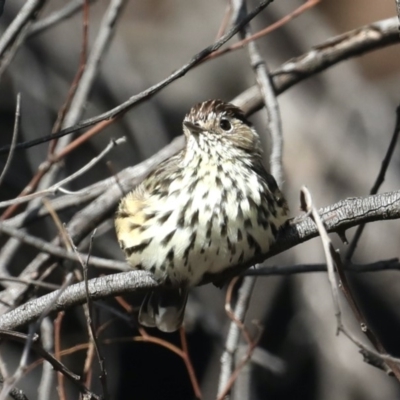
left=115, top=99, right=289, bottom=332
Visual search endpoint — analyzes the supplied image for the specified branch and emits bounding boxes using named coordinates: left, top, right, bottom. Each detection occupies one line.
left=0, top=137, right=126, bottom=208
left=300, top=186, right=400, bottom=381
left=0, top=94, right=20, bottom=188
left=346, top=105, right=400, bottom=259
left=0, top=223, right=128, bottom=270
left=0, top=0, right=45, bottom=58
left=243, top=258, right=400, bottom=276
left=29, top=0, right=98, bottom=38
left=0, top=329, right=100, bottom=399
left=1, top=190, right=399, bottom=331
left=233, top=17, right=400, bottom=114
left=0, top=271, right=158, bottom=330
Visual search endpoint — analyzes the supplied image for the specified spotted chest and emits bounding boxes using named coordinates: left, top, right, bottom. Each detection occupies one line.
left=115, top=153, right=287, bottom=287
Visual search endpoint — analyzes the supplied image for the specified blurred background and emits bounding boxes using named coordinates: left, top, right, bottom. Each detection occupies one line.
left=0, top=0, right=400, bottom=399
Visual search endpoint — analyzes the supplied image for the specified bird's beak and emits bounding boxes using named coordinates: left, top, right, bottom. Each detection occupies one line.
left=183, top=121, right=203, bottom=135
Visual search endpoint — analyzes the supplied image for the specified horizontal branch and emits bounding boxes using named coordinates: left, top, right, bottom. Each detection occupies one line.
left=0, top=271, right=157, bottom=330
left=0, top=223, right=128, bottom=270
left=0, top=329, right=100, bottom=399
left=1, top=190, right=399, bottom=331
left=243, top=258, right=400, bottom=276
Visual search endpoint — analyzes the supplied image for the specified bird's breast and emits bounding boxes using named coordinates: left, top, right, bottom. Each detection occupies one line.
left=116, top=160, right=287, bottom=286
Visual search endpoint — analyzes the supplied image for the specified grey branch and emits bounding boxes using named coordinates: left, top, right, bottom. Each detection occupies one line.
left=0, top=223, right=128, bottom=271
left=29, top=0, right=98, bottom=38
left=0, top=93, right=20, bottom=188
left=234, top=16, right=400, bottom=114
left=243, top=259, right=400, bottom=276
left=0, top=0, right=45, bottom=57
left=0, top=271, right=157, bottom=330
left=0, top=329, right=100, bottom=399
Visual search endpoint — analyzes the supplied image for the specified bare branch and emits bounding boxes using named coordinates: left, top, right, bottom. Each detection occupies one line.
left=37, top=318, right=54, bottom=400
left=346, top=105, right=400, bottom=260
left=62, top=0, right=127, bottom=129
left=29, top=0, right=98, bottom=38
left=0, top=270, right=158, bottom=330
left=0, top=0, right=46, bottom=79
left=0, top=94, right=20, bottom=188
left=0, top=223, right=128, bottom=270
left=300, top=187, right=400, bottom=381
left=69, top=231, right=110, bottom=399
left=233, top=17, right=400, bottom=114
left=0, top=137, right=126, bottom=209
left=300, top=187, right=341, bottom=330
left=243, top=258, right=400, bottom=276
left=0, top=0, right=45, bottom=57
left=0, top=329, right=100, bottom=399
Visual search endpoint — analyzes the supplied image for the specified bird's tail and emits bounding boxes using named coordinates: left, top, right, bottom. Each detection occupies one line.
left=139, top=288, right=189, bottom=332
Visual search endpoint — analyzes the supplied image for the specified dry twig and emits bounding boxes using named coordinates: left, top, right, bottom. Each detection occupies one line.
left=300, top=186, right=400, bottom=380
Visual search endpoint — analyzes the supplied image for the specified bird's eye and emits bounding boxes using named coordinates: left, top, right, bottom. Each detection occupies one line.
left=219, top=118, right=232, bottom=131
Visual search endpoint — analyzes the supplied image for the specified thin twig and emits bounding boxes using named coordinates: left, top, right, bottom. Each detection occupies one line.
left=70, top=230, right=110, bottom=399
left=234, top=0, right=284, bottom=183
left=0, top=137, right=126, bottom=209
left=0, top=276, right=59, bottom=290
left=0, top=0, right=45, bottom=58
left=217, top=275, right=256, bottom=399
left=0, top=329, right=100, bottom=399
left=300, top=186, right=400, bottom=381
left=0, top=265, right=76, bottom=400
left=346, top=106, right=400, bottom=260
left=5, top=136, right=183, bottom=229
left=243, top=258, right=400, bottom=276
left=208, top=0, right=320, bottom=63
left=0, top=0, right=46, bottom=80
left=234, top=16, right=400, bottom=114
left=0, top=93, right=20, bottom=188
left=134, top=327, right=202, bottom=399
left=300, top=187, right=341, bottom=330
left=179, top=327, right=202, bottom=399
left=29, top=0, right=98, bottom=37
left=37, top=317, right=54, bottom=400
left=54, top=312, right=66, bottom=400
left=215, top=3, right=232, bottom=39
left=217, top=277, right=262, bottom=400
left=0, top=223, right=128, bottom=270
left=0, top=0, right=91, bottom=221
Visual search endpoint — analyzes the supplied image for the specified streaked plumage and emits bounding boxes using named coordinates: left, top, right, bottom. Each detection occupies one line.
left=115, top=99, right=289, bottom=332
